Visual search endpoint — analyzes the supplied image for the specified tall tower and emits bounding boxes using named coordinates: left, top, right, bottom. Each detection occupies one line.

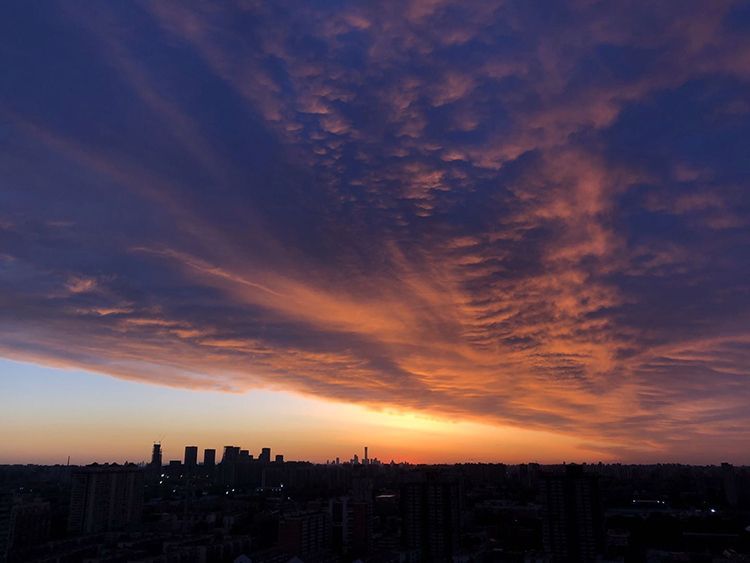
left=184, top=446, right=198, bottom=470
left=68, top=465, right=144, bottom=534
left=401, top=477, right=460, bottom=562
left=150, top=443, right=162, bottom=469
left=364, top=446, right=368, bottom=465
left=540, top=465, right=604, bottom=562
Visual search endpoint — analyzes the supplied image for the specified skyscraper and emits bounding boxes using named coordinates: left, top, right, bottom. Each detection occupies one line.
left=150, top=443, right=162, bottom=469
left=259, top=447, right=271, bottom=464
left=278, top=511, right=328, bottom=558
left=204, top=448, right=216, bottom=467
left=401, top=477, right=461, bottom=562
left=222, top=446, right=240, bottom=463
left=184, top=446, right=198, bottom=470
left=540, top=465, right=604, bottom=562
left=221, top=446, right=241, bottom=487
left=68, top=464, right=144, bottom=534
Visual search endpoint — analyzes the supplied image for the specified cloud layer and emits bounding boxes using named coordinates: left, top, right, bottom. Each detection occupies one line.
left=2, top=0, right=750, bottom=460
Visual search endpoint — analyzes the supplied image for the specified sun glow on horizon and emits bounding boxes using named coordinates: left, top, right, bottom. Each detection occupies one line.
left=0, top=359, right=621, bottom=466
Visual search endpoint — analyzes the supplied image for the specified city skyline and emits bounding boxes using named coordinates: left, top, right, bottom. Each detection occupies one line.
left=2, top=359, right=747, bottom=467
left=2, top=1, right=750, bottom=465
left=9, top=449, right=745, bottom=561
left=2, top=359, right=601, bottom=467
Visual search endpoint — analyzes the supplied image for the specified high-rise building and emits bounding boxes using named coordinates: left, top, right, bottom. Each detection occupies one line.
left=330, top=495, right=373, bottom=558
left=278, top=511, right=328, bottom=557
left=68, top=464, right=144, bottom=535
left=204, top=449, right=216, bottom=467
left=401, top=477, right=460, bottom=562
left=184, top=446, right=198, bottom=470
left=259, top=447, right=271, bottom=464
left=275, top=454, right=284, bottom=463
left=222, top=446, right=240, bottom=463
left=150, top=443, right=162, bottom=469
left=540, top=465, right=604, bottom=562
left=7, top=499, right=50, bottom=550
left=221, top=446, right=241, bottom=487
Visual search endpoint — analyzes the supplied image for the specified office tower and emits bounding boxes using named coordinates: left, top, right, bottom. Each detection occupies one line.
left=275, top=454, right=284, bottom=463
left=204, top=448, right=216, bottom=467
left=150, top=443, right=162, bottom=469
left=540, top=465, right=604, bottom=562
left=364, top=446, right=368, bottom=465
left=259, top=447, right=271, bottom=464
left=401, top=477, right=460, bottom=562
left=184, top=446, right=198, bottom=470
left=222, top=446, right=240, bottom=463
left=221, top=446, right=240, bottom=487
left=278, top=511, right=328, bottom=558
left=68, top=464, right=144, bottom=534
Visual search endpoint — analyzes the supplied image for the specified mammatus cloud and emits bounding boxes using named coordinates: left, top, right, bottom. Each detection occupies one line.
left=1, top=0, right=749, bottom=460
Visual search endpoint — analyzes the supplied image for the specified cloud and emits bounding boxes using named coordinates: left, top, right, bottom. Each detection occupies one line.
left=1, top=0, right=750, bottom=461
left=65, top=276, right=98, bottom=294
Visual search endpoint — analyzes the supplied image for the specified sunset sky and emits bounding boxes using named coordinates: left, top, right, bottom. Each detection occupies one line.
left=1, top=0, right=750, bottom=465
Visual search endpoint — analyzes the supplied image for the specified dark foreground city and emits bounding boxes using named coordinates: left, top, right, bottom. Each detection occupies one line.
left=2, top=445, right=750, bottom=563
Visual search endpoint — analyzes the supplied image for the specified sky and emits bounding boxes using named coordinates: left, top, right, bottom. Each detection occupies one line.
left=1, top=0, right=749, bottom=465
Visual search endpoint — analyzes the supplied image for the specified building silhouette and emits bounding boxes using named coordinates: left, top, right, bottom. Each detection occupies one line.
left=540, top=464, right=604, bottom=562
left=6, top=498, right=50, bottom=550
left=204, top=448, right=216, bottom=468
left=184, top=446, right=198, bottom=471
left=221, top=446, right=240, bottom=487
left=401, top=477, right=461, bottom=562
left=150, top=443, right=162, bottom=469
left=330, top=495, right=373, bottom=558
left=222, top=446, right=240, bottom=463
left=278, top=511, right=327, bottom=558
left=68, top=464, right=144, bottom=535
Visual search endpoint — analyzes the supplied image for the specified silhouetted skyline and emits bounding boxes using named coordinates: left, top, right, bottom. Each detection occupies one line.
left=2, top=0, right=750, bottom=465
left=3, top=455, right=750, bottom=562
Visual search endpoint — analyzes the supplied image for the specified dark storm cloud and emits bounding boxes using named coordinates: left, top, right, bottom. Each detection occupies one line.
left=1, top=0, right=750, bottom=460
